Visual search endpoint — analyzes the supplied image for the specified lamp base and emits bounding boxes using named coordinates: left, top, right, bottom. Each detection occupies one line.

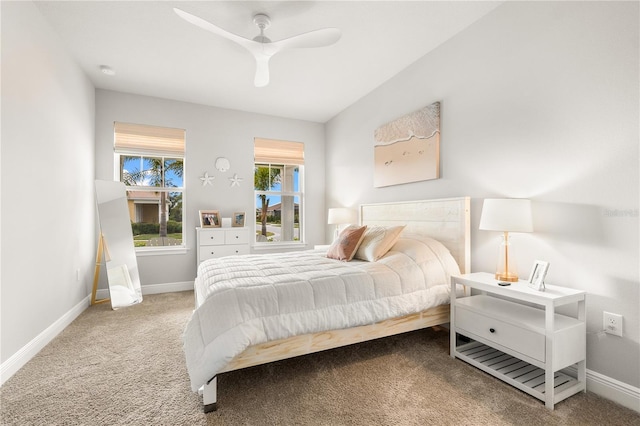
left=495, top=272, right=519, bottom=282
left=495, top=232, right=519, bottom=282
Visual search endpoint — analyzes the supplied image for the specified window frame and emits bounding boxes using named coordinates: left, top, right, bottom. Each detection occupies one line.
left=113, top=123, right=186, bottom=255
left=254, top=162, right=305, bottom=247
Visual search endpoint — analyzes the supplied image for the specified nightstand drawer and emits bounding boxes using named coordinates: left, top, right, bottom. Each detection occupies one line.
left=456, top=306, right=545, bottom=362
left=199, top=244, right=249, bottom=261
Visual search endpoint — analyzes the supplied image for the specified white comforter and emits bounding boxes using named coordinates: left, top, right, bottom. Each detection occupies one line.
left=183, top=236, right=461, bottom=391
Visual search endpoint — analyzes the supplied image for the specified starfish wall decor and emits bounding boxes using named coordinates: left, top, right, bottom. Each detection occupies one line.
left=200, top=172, right=215, bottom=186
left=229, top=173, right=243, bottom=187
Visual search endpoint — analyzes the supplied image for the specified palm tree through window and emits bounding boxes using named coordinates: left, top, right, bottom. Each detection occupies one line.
left=114, top=123, right=185, bottom=249
left=254, top=138, right=304, bottom=244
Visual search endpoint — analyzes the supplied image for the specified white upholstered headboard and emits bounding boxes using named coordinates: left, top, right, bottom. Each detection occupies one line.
left=360, top=197, right=470, bottom=274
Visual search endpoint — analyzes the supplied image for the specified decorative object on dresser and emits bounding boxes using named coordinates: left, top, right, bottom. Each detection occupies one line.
left=199, top=210, right=221, bottom=228
left=186, top=197, right=470, bottom=412
left=327, top=207, right=357, bottom=240
left=196, top=227, right=250, bottom=265
left=232, top=212, right=245, bottom=227
left=373, top=101, right=440, bottom=187
left=479, top=198, right=533, bottom=282
left=528, top=260, right=550, bottom=291
left=450, top=272, right=586, bottom=410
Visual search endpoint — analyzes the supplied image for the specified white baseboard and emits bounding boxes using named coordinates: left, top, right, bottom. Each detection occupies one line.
left=1, top=281, right=194, bottom=387
left=141, top=280, right=194, bottom=294
left=0, top=295, right=90, bottom=386
left=94, top=281, right=193, bottom=299
left=565, top=366, right=639, bottom=412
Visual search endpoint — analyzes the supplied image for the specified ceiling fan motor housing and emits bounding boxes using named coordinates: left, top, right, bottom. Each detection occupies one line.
left=252, top=14, right=272, bottom=43
left=253, top=14, right=271, bottom=30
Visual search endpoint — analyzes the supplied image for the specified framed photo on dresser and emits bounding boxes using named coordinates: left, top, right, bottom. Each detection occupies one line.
left=199, top=210, right=221, bottom=228
left=232, top=212, right=245, bottom=227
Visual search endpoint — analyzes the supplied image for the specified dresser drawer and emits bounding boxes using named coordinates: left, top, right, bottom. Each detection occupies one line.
left=199, top=244, right=249, bottom=261
left=455, top=306, right=545, bottom=362
left=199, top=229, right=226, bottom=245
left=225, top=229, right=249, bottom=244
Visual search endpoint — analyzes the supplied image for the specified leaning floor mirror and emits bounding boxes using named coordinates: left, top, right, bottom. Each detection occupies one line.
left=95, top=180, right=143, bottom=309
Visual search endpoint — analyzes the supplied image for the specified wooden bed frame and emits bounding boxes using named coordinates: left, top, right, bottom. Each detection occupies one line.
left=201, top=197, right=470, bottom=412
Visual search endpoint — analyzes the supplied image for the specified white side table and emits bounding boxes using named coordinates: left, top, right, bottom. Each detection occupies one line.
left=450, top=272, right=586, bottom=410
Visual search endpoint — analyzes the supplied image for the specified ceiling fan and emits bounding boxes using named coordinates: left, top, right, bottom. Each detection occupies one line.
left=174, top=8, right=341, bottom=87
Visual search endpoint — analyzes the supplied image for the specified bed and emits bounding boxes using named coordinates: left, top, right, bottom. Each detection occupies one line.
left=184, top=197, right=470, bottom=412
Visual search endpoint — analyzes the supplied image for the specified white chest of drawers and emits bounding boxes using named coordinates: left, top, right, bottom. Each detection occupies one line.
left=196, top=227, right=250, bottom=265
left=450, top=272, right=586, bottom=410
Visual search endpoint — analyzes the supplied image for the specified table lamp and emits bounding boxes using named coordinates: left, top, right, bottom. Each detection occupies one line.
left=328, top=208, right=356, bottom=240
left=479, top=198, right=533, bottom=282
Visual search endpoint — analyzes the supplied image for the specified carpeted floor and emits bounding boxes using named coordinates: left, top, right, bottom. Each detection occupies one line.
left=1, top=291, right=638, bottom=425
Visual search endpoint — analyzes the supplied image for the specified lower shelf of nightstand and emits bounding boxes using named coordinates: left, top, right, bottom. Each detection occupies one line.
left=456, top=341, right=582, bottom=405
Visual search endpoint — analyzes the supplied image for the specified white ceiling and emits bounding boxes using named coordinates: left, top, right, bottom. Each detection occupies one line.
left=35, top=1, right=501, bottom=123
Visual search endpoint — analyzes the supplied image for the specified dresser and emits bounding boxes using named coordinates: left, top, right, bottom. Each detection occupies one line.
left=196, top=227, right=250, bottom=265
left=450, top=272, right=586, bottom=410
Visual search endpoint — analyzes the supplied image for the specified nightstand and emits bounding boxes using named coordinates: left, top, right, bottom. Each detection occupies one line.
left=450, top=272, right=586, bottom=410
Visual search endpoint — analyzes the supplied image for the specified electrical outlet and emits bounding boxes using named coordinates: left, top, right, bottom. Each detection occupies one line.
left=603, top=311, right=623, bottom=337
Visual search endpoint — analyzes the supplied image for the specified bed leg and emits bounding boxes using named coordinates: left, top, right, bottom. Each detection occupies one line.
left=203, top=376, right=218, bottom=413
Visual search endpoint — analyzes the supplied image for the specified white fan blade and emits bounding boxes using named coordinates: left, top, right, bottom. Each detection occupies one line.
left=253, top=54, right=271, bottom=87
left=174, top=8, right=340, bottom=88
left=173, top=8, right=254, bottom=51
left=274, top=28, right=341, bottom=50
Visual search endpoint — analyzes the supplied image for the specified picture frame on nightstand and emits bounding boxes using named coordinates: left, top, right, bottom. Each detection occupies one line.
left=528, top=260, right=549, bottom=291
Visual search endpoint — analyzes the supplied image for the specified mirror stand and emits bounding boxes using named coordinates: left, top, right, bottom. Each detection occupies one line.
left=91, top=233, right=110, bottom=306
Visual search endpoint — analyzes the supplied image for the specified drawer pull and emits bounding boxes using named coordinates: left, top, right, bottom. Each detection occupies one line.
left=489, top=328, right=495, bottom=333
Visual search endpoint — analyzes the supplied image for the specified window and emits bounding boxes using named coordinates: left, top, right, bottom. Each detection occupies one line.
left=114, top=122, right=185, bottom=249
left=254, top=138, right=304, bottom=244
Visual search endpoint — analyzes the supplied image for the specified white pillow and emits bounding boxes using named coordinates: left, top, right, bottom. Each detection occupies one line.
left=354, top=225, right=405, bottom=262
left=391, top=236, right=461, bottom=276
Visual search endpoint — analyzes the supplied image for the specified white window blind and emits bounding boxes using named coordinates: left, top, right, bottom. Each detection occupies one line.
left=114, top=122, right=185, bottom=157
left=254, top=138, right=304, bottom=165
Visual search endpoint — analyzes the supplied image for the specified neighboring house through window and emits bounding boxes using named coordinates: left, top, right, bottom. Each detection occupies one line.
left=254, top=138, right=304, bottom=244
left=114, top=122, right=185, bottom=249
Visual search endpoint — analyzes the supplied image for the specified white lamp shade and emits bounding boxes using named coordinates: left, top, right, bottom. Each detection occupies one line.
left=328, top=208, right=356, bottom=225
left=479, top=199, right=533, bottom=232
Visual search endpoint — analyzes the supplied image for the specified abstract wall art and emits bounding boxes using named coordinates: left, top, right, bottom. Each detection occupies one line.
left=373, top=101, right=440, bottom=187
